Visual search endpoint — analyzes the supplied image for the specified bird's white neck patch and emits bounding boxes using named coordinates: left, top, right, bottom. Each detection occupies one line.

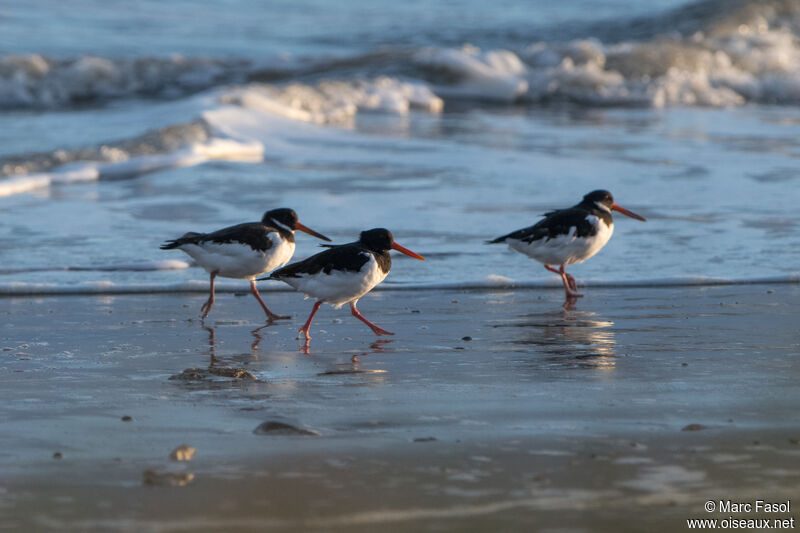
left=594, top=201, right=612, bottom=213
left=269, top=218, right=293, bottom=233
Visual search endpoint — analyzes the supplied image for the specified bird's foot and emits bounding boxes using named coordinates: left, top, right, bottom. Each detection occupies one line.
left=369, top=325, right=394, bottom=336
left=564, top=273, right=579, bottom=293
left=267, top=312, right=291, bottom=321
left=299, top=338, right=311, bottom=355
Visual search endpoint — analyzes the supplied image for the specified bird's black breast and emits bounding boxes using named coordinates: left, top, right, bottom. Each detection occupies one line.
left=374, top=251, right=391, bottom=275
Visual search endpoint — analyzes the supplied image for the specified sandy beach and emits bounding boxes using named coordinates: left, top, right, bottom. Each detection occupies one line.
left=2, top=284, right=799, bottom=531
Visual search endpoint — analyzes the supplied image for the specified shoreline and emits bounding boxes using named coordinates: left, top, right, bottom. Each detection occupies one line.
left=1, top=274, right=799, bottom=297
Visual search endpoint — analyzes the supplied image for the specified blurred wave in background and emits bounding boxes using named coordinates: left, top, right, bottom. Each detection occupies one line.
left=1, top=0, right=799, bottom=293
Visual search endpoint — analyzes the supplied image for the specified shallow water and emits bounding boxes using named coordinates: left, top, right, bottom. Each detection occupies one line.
left=1, top=0, right=800, bottom=294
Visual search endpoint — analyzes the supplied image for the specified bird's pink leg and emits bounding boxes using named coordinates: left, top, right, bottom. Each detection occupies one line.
left=298, top=301, right=322, bottom=339
left=544, top=264, right=583, bottom=300
left=200, top=270, right=219, bottom=319
left=350, top=302, right=394, bottom=336
left=559, top=265, right=582, bottom=296
left=250, top=280, right=290, bottom=321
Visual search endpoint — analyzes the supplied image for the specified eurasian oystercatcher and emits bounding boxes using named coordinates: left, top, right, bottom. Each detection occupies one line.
left=161, top=208, right=330, bottom=320
left=260, top=228, right=424, bottom=339
left=487, top=190, right=645, bottom=306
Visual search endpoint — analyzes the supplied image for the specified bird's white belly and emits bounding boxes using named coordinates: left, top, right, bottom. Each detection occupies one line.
left=509, top=218, right=614, bottom=266
left=181, top=236, right=295, bottom=279
left=283, top=254, right=387, bottom=308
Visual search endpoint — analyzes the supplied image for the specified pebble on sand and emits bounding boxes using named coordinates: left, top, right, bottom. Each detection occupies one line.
left=681, top=424, right=708, bottom=431
left=169, top=367, right=258, bottom=381
left=253, top=421, right=320, bottom=436
left=169, top=445, right=196, bottom=461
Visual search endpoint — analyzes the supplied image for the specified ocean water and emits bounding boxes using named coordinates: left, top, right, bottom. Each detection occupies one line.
left=1, top=0, right=799, bottom=295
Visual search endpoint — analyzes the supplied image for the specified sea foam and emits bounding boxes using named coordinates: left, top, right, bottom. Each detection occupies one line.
left=0, top=54, right=249, bottom=108
left=2, top=0, right=798, bottom=111
left=222, top=77, right=443, bottom=125
left=2, top=0, right=800, bottom=200
left=0, top=119, right=263, bottom=197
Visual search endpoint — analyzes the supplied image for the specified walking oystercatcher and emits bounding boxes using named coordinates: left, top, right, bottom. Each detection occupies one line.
left=161, top=208, right=330, bottom=320
left=487, top=190, right=645, bottom=306
left=260, top=228, right=424, bottom=339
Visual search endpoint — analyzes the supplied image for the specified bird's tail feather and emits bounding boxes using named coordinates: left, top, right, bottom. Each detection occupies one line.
left=159, top=232, right=203, bottom=250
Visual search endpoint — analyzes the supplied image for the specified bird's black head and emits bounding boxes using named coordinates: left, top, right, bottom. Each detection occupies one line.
left=262, top=208, right=298, bottom=232
left=359, top=228, right=394, bottom=253
left=580, top=190, right=614, bottom=212
left=579, top=190, right=646, bottom=221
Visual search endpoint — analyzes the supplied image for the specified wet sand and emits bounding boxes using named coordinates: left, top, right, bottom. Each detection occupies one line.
left=2, top=285, right=799, bottom=531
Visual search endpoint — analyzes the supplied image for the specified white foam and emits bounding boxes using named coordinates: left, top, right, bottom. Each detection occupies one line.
left=2, top=0, right=800, bottom=113
left=0, top=167, right=101, bottom=197
left=81, top=260, right=192, bottom=272
left=414, top=45, right=529, bottom=102
left=0, top=135, right=263, bottom=197
left=485, top=274, right=515, bottom=286
left=0, top=54, right=247, bottom=108
left=221, top=77, right=443, bottom=125
left=517, top=12, right=800, bottom=108
left=0, top=174, right=52, bottom=197
left=0, top=260, right=191, bottom=276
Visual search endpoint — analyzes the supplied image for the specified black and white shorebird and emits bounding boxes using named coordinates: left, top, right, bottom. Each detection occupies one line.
left=161, top=208, right=330, bottom=320
left=488, top=190, right=646, bottom=306
left=260, top=228, right=424, bottom=339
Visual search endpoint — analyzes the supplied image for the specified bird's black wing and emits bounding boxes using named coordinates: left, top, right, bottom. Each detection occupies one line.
left=266, top=243, right=370, bottom=279
left=161, top=222, right=273, bottom=252
left=487, top=208, right=598, bottom=244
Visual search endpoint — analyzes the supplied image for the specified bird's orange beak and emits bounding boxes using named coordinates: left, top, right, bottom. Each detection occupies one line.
left=295, top=222, right=331, bottom=241
left=611, top=203, right=646, bottom=222
left=391, top=241, right=425, bottom=260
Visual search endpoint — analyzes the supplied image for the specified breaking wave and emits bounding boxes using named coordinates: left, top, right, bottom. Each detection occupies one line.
left=0, top=54, right=252, bottom=108
left=0, top=76, right=442, bottom=196
left=220, top=77, right=443, bottom=125
left=0, top=117, right=263, bottom=197
left=2, top=0, right=799, bottom=199
left=1, top=0, right=798, bottom=110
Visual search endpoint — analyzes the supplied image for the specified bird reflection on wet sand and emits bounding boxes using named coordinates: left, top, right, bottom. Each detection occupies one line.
left=248, top=322, right=273, bottom=356
left=301, top=333, right=394, bottom=356
left=316, top=339, right=394, bottom=385
left=168, top=321, right=278, bottom=383
left=494, top=309, right=617, bottom=370
left=351, top=339, right=393, bottom=362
